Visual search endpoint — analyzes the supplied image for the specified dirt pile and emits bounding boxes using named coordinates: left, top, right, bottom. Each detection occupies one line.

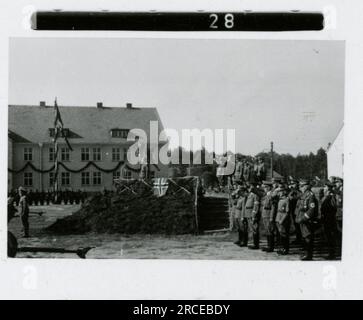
left=46, top=178, right=199, bottom=235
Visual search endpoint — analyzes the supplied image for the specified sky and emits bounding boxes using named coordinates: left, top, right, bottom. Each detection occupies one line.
left=9, top=38, right=344, bottom=156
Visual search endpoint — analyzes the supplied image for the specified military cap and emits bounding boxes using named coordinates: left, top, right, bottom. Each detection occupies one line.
left=299, top=179, right=311, bottom=186
left=324, top=181, right=335, bottom=188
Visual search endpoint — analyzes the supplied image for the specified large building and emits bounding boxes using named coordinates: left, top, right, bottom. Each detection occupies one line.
left=8, top=102, right=168, bottom=192
left=327, top=126, right=344, bottom=178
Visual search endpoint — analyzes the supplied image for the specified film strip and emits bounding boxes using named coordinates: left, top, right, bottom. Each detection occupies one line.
left=32, top=11, right=324, bottom=31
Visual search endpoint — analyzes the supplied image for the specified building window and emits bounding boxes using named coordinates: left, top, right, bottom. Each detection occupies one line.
left=81, top=147, right=90, bottom=161
left=49, top=147, right=56, bottom=162
left=123, top=148, right=128, bottom=161
left=81, top=172, right=90, bottom=186
left=112, top=148, right=121, bottom=161
left=24, top=147, right=33, bottom=161
left=93, top=147, right=101, bottom=161
left=61, top=172, right=70, bottom=186
left=93, top=171, right=102, bottom=185
left=49, top=172, right=55, bottom=186
left=110, top=129, right=130, bottom=138
left=122, top=169, right=132, bottom=180
left=61, top=147, right=70, bottom=161
left=113, top=171, right=121, bottom=181
left=24, top=172, right=33, bottom=187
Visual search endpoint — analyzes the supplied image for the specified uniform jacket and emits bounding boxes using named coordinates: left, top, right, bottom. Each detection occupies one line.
left=261, top=191, right=274, bottom=220
left=234, top=161, right=243, bottom=180
left=335, top=187, right=343, bottom=209
left=235, top=196, right=246, bottom=220
left=242, top=165, right=250, bottom=182
left=230, top=190, right=238, bottom=217
left=288, top=189, right=301, bottom=216
left=19, top=195, right=29, bottom=217
left=296, top=190, right=318, bottom=224
left=255, top=163, right=266, bottom=180
left=244, top=191, right=260, bottom=219
left=320, top=193, right=337, bottom=223
left=275, top=196, right=290, bottom=224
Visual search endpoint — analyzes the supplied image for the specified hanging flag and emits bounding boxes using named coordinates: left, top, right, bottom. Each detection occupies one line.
left=53, top=98, right=73, bottom=151
left=153, top=178, right=169, bottom=197
left=54, top=98, right=64, bottom=127
left=64, top=135, right=73, bottom=151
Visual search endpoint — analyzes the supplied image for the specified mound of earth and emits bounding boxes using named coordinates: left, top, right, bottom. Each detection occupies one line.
left=46, top=178, right=199, bottom=235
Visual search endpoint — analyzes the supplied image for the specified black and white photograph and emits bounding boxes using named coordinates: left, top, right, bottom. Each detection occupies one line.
left=7, top=37, right=344, bottom=261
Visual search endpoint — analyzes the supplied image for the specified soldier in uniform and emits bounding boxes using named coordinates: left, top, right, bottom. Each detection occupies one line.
left=261, top=181, right=276, bottom=252
left=244, top=184, right=261, bottom=249
left=242, top=162, right=251, bottom=183
left=233, top=187, right=248, bottom=246
left=18, top=186, right=30, bottom=238
left=271, top=178, right=282, bottom=245
left=296, top=180, right=319, bottom=260
left=334, top=178, right=343, bottom=237
left=289, top=180, right=303, bottom=245
left=215, top=153, right=228, bottom=191
left=275, top=185, right=291, bottom=255
left=255, top=157, right=266, bottom=183
left=234, top=156, right=244, bottom=184
left=320, top=181, right=338, bottom=259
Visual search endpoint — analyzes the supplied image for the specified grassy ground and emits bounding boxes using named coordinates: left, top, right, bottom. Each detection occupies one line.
left=8, top=205, right=337, bottom=260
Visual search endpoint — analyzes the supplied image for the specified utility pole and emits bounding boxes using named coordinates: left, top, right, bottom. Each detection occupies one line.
left=270, top=141, right=274, bottom=180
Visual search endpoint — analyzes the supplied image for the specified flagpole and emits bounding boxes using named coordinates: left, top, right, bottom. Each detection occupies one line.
left=53, top=98, right=58, bottom=203
left=54, top=133, right=58, bottom=203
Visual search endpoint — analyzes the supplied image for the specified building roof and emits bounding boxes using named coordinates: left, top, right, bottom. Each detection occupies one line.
left=327, top=124, right=344, bottom=152
left=8, top=130, right=31, bottom=143
left=8, top=104, right=165, bottom=145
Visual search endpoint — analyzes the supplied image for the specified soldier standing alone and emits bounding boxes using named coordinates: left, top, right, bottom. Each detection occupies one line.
left=18, top=186, right=30, bottom=238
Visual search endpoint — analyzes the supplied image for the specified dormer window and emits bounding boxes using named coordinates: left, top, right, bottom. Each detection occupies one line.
left=110, top=129, right=130, bottom=138
left=49, top=128, right=70, bottom=138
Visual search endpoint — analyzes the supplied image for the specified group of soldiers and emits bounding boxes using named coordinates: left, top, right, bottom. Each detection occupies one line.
left=230, top=176, right=343, bottom=260
left=216, top=155, right=266, bottom=189
left=8, top=189, right=88, bottom=206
